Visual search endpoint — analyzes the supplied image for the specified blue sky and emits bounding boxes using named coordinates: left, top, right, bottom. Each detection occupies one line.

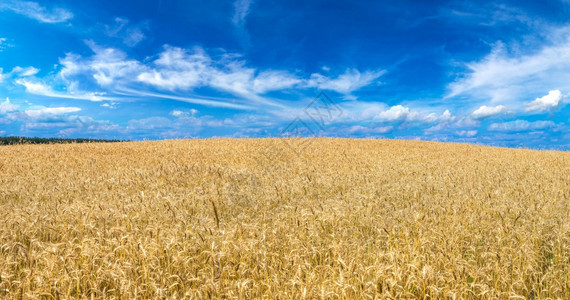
left=0, top=0, right=569, bottom=149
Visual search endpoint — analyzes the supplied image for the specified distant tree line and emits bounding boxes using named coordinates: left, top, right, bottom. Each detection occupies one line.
left=0, top=136, right=126, bottom=145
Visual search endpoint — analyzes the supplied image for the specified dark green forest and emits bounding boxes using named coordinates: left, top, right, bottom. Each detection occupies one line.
left=0, top=136, right=125, bottom=145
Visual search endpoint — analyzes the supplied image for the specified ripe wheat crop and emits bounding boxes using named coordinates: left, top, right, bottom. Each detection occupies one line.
left=0, top=138, right=568, bottom=299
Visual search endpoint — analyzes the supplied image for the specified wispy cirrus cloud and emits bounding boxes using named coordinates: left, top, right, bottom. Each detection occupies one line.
left=306, top=69, right=385, bottom=98
left=31, top=43, right=383, bottom=109
left=60, top=41, right=144, bottom=87
left=116, top=88, right=253, bottom=110
left=0, top=0, right=73, bottom=23
left=446, top=27, right=570, bottom=108
left=232, top=0, right=253, bottom=27
left=15, top=79, right=113, bottom=101
left=104, top=17, right=146, bottom=47
left=0, top=66, right=38, bottom=83
left=441, top=2, right=541, bottom=28
left=488, top=120, right=556, bottom=132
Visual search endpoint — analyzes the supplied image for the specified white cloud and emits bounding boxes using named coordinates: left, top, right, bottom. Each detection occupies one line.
left=376, top=105, right=415, bottom=122
left=138, top=47, right=300, bottom=103
left=170, top=110, right=185, bottom=117
left=374, top=105, right=453, bottom=123
left=0, top=38, right=6, bottom=52
left=446, top=27, right=570, bottom=106
left=471, top=105, right=508, bottom=119
left=348, top=125, right=393, bottom=134
left=0, top=0, right=73, bottom=23
left=135, top=46, right=298, bottom=107
left=24, top=107, right=81, bottom=118
left=18, top=115, right=117, bottom=137
left=423, top=109, right=454, bottom=123
left=489, top=120, right=555, bottom=132
left=442, top=3, right=539, bottom=28
left=105, top=17, right=146, bottom=47
left=15, top=79, right=112, bottom=101
left=100, top=102, right=118, bottom=109
left=0, top=98, right=19, bottom=114
left=137, top=46, right=210, bottom=90
left=525, top=89, right=563, bottom=112
left=62, top=41, right=144, bottom=87
left=170, top=109, right=198, bottom=117
left=307, top=69, right=385, bottom=95
left=21, top=42, right=382, bottom=109
left=0, top=66, right=39, bottom=84
left=457, top=130, right=478, bottom=137
left=232, top=0, right=253, bottom=26
left=252, top=71, right=301, bottom=93
left=11, top=66, right=39, bottom=77
left=119, top=88, right=253, bottom=110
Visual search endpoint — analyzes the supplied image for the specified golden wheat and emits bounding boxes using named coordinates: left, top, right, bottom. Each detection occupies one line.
left=0, top=138, right=568, bottom=299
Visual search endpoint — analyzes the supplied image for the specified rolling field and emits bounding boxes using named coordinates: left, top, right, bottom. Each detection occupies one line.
left=0, top=138, right=569, bottom=299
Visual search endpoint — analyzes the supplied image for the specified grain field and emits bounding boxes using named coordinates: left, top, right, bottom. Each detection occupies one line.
left=0, top=138, right=568, bottom=299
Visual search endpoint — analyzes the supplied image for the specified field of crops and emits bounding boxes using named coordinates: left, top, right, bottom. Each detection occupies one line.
left=0, top=138, right=568, bottom=298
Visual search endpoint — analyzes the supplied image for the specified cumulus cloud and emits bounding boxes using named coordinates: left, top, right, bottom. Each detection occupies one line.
left=457, top=130, right=478, bottom=137
left=170, top=109, right=198, bottom=117
left=525, top=89, right=563, bottom=112
left=374, top=105, right=454, bottom=124
left=100, top=102, right=118, bottom=109
left=471, top=105, right=508, bottom=119
left=488, top=120, right=555, bottom=132
left=0, top=0, right=73, bottom=23
left=423, top=109, right=454, bottom=123
left=376, top=105, right=414, bottom=122
left=19, top=115, right=118, bottom=137
left=0, top=98, right=19, bottom=114
left=0, top=99, right=120, bottom=138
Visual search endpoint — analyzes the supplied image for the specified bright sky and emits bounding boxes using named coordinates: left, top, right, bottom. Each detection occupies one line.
left=0, top=0, right=568, bottom=149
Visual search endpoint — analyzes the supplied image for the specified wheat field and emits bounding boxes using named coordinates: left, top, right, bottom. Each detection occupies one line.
left=0, top=138, right=568, bottom=299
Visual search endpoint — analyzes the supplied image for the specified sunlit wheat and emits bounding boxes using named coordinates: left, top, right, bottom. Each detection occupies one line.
left=0, top=138, right=568, bottom=298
